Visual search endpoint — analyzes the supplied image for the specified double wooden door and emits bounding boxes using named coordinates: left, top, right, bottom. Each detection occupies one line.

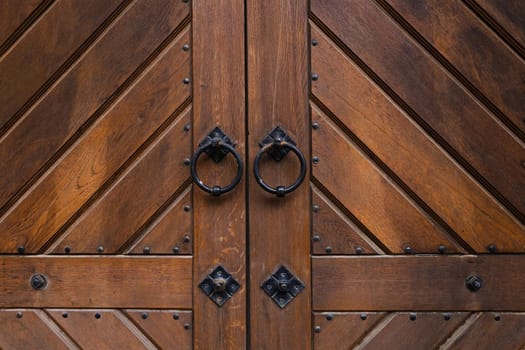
left=1, top=0, right=524, bottom=349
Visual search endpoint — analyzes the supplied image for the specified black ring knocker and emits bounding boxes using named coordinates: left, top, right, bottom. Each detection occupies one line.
left=253, top=127, right=307, bottom=197
left=191, top=127, right=243, bottom=196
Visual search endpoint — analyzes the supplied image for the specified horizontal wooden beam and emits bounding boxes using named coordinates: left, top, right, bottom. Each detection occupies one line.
left=313, top=256, right=525, bottom=311
left=0, top=256, right=191, bottom=308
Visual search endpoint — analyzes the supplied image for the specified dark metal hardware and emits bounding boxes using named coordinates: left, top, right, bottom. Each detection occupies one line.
left=191, top=127, right=243, bottom=196
left=30, top=274, right=48, bottom=290
left=261, top=265, right=305, bottom=308
left=253, top=127, right=307, bottom=197
left=199, top=265, right=240, bottom=307
left=465, top=274, right=483, bottom=292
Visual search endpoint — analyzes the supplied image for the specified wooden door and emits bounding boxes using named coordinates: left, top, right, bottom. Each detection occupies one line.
left=1, top=1, right=525, bottom=349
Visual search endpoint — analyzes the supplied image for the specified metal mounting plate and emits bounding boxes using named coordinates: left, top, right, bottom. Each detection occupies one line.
left=261, top=265, right=305, bottom=308
left=258, top=126, right=296, bottom=161
left=199, top=265, right=240, bottom=307
left=198, top=127, right=237, bottom=163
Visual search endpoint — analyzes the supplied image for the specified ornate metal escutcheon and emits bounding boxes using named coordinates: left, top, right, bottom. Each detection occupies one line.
left=261, top=265, right=305, bottom=308
left=199, top=265, right=241, bottom=307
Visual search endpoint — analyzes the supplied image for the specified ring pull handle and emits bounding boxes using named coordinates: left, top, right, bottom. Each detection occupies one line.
left=191, top=127, right=243, bottom=196
left=253, top=126, right=307, bottom=197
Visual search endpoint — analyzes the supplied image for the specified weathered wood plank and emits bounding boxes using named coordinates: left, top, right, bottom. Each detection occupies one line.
left=0, top=0, right=43, bottom=47
left=248, top=1, right=311, bottom=349
left=313, top=256, right=525, bottom=311
left=0, top=257, right=192, bottom=308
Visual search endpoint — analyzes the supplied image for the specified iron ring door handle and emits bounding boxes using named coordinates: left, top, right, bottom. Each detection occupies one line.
left=253, top=127, right=307, bottom=197
left=191, top=127, right=243, bottom=196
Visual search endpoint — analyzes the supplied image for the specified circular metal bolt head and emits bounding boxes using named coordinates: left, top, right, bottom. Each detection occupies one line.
left=183, top=158, right=191, bottom=166
left=311, top=39, right=318, bottom=46
left=62, top=313, right=68, bottom=318
left=143, top=246, right=151, bottom=254
left=183, top=205, right=191, bottom=212
left=312, top=204, right=320, bottom=213
left=465, top=275, right=483, bottom=292
left=443, top=313, right=451, bottom=321
left=494, top=314, right=501, bottom=321
left=312, top=156, right=320, bottom=164
left=314, top=326, right=321, bottom=333
left=360, top=312, right=367, bottom=320
left=326, top=313, right=334, bottom=321
left=212, top=186, right=222, bottom=196
left=355, top=246, right=363, bottom=254
left=312, top=122, right=320, bottom=129
left=404, top=246, right=413, bottom=254
left=30, top=274, right=48, bottom=290
left=182, top=44, right=190, bottom=51
left=438, top=245, right=446, bottom=254
left=325, top=246, right=332, bottom=254
left=141, top=312, right=148, bottom=319
left=409, top=313, right=417, bottom=321
left=64, top=246, right=71, bottom=254
left=172, top=246, right=180, bottom=254
left=16, top=312, right=23, bottom=319
left=95, top=313, right=101, bottom=319
left=312, top=73, right=319, bottom=81
left=173, top=313, right=180, bottom=320
left=184, top=323, right=191, bottom=330
left=312, top=234, right=321, bottom=242
left=183, top=235, right=191, bottom=243
left=183, top=77, right=190, bottom=84
left=97, top=245, right=104, bottom=253
left=487, top=244, right=497, bottom=253
left=183, top=123, right=191, bottom=131
left=17, top=246, right=25, bottom=254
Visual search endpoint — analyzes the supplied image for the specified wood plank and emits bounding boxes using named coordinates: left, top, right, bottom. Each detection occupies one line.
left=0, top=310, right=72, bottom=349
left=247, top=1, right=311, bottom=349
left=0, top=0, right=43, bottom=47
left=312, top=187, right=382, bottom=255
left=127, top=187, right=192, bottom=255
left=0, top=0, right=189, bottom=215
left=0, top=30, right=190, bottom=254
left=0, top=256, right=192, bottom=308
left=313, top=111, right=464, bottom=253
left=445, top=313, right=525, bottom=349
left=50, top=109, right=190, bottom=254
left=474, top=0, right=525, bottom=50
left=126, top=310, right=192, bottom=349
left=0, top=0, right=123, bottom=129
left=313, top=256, right=525, bottom=311
left=311, top=24, right=525, bottom=252
left=313, top=312, right=385, bottom=350
left=384, top=0, right=525, bottom=135
left=357, top=312, right=469, bottom=349
left=311, top=0, right=525, bottom=219
left=48, top=310, right=156, bottom=349
left=192, top=1, right=246, bottom=349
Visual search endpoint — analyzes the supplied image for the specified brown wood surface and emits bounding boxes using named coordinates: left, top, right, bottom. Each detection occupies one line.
left=48, top=310, right=157, bottom=349
left=248, top=1, right=311, bottom=349
left=313, top=256, right=525, bottom=311
left=311, top=24, right=525, bottom=253
left=0, top=256, right=192, bottom=308
left=312, top=187, right=382, bottom=255
left=126, top=310, right=192, bottom=349
left=445, top=313, right=525, bottom=349
left=0, top=0, right=123, bottom=131
left=311, top=0, right=525, bottom=221
left=0, top=0, right=189, bottom=218
left=313, top=312, right=385, bottom=350
left=127, top=188, right=192, bottom=255
left=313, top=109, right=464, bottom=254
left=0, top=0, right=43, bottom=48
left=192, top=1, right=246, bottom=349
left=0, top=309, right=74, bottom=349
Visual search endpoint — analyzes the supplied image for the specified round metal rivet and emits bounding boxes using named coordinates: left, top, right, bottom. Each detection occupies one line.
left=404, top=246, right=413, bottom=254
left=465, top=275, right=483, bottom=292
left=30, top=274, right=48, bottom=290
left=62, top=313, right=68, bottom=318
left=183, top=78, right=190, bottom=84
left=183, top=158, right=191, bottom=166
left=409, top=313, right=417, bottom=321
left=95, top=313, right=101, bottom=319
left=312, top=156, right=319, bottom=164
left=182, top=44, right=190, bottom=51
left=172, top=246, right=180, bottom=254
left=183, top=124, right=191, bottom=131
left=312, top=73, right=319, bottom=81
left=443, top=313, right=451, bottom=321
left=313, top=234, right=321, bottom=242
left=143, top=246, right=151, bottom=254
left=184, top=323, right=191, bottom=330
left=16, top=312, right=23, bottom=319
left=173, top=313, right=180, bottom=320
left=17, top=246, right=25, bottom=254
left=438, top=245, right=446, bottom=254
left=314, top=326, right=321, bottom=333
left=312, top=39, right=318, bottom=46
left=312, top=204, right=320, bottom=212
left=312, top=122, right=320, bottom=130
left=355, top=246, right=363, bottom=254
left=360, top=312, right=367, bottom=320
left=183, top=205, right=191, bottom=212
left=64, top=246, right=71, bottom=254
left=326, top=314, right=334, bottom=321
left=325, top=246, right=332, bottom=254
left=494, top=314, right=501, bottom=321
left=141, top=312, right=148, bottom=319
left=487, top=244, right=497, bottom=253
left=97, top=246, right=104, bottom=253
left=183, top=235, right=191, bottom=243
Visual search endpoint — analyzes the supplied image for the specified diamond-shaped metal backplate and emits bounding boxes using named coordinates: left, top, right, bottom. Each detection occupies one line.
left=198, top=127, right=236, bottom=163
left=199, top=265, right=240, bottom=307
left=258, top=126, right=296, bottom=161
left=261, top=265, right=305, bottom=308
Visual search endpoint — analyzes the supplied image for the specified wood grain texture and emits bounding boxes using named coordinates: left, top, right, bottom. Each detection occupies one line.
left=0, top=0, right=189, bottom=215
left=313, top=256, right=525, bottom=311
left=313, top=312, right=385, bottom=350
left=311, top=0, right=525, bottom=219
left=0, top=0, right=43, bottom=47
left=0, top=32, right=190, bottom=253
left=313, top=110, right=464, bottom=253
left=127, top=187, right=192, bottom=255
left=445, top=313, right=525, bottom=349
left=474, top=0, right=525, bottom=50
left=357, top=312, right=470, bottom=349
left=248, top=1, right=311, bottom=349
left=126, top=310, right=192, bottom=349
left=311, top=24, right=525, bottom=252
left=48, top=310, right=156, bottom=349
left=0, top=256, right=192, bottom=308
left=192, top=1, right=246, bottom=349
left=0, top=309, right=72, bottom=349
left=312, top=187, right=382, bottom=255
left=51, top=109, right=190, bottom=254
left=0, top=0, right=123, bottom=130
left=384, top=0, right=525, bottom=136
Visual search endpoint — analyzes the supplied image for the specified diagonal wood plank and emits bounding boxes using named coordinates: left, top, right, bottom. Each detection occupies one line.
left=311, top=0, right=525, bottom=220
left=311, top=25, right=525, bottom=252
left=0, top=0, right=43, bottom=48
left=0, top=0, right=189, bottom=219
left=126, top=187, right=192, bottom=255
left=0, top=29, right=190, bottom=254
left=313, top=312, right=385, bottom=350
left=51, top=109, right=190, bottom=254
left=126, top=310, right=192, bottom=349
left=313, top=110, right=464, bottom=253
left=312, top=186, right=383, bottom=255
left=48, top=310, right=156, bottom=349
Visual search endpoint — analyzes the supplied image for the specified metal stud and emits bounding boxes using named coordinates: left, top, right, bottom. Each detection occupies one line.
left=494, top=314, right=501, bottom=321
left=443, top=313, right=451, bottom=321
left=311, top=39, right=318, bottom=46
left=355, top=246, right=363, bottom=254
left=184, top=323, right=191, bottom=330
left=143, top=246, right=151, bottom=254
left=487, top=244, right=497, bottom=253
left=409, top=313, right=417, bottom=321
left=17, top=246, right=25, bottom=254
left=183, top=124, right=191, bottom=131
left=141, top=312, right=148, bottom=319
left=16, top=312, right=23, bottom=319
left=312, top=204, right=320, bottom=212
left=312, top=156, right=319, bottom=164
left=360, top=312, right=367, bottom=320
left=182, top=44, right=190, bottom=51
left=438, top=245, right=446, bottom=254
left=312, top=73, right=319, bottom=81
left=62, top=313, right=68, bottom=318
left=325, top=246, right=332, bottom=254
left=183, top=158, right=191, bottom=166
left=183, top=235, right=191, bottom=243
left=183, top=205, right=191, bottom=212
left=95, top=313, right=101, bottom=319
left=97, top=245, right=104, bottom=253
left=64, top=246, right=71, bottom=254
left=173, top=313, right=180, bottom=320
left=314, top=326, right=321, bottom=333
left=326, top=313, right=334, bottom=321
left=404, top=246, right=413, bottom=254
left=173, top=246, right=180, bottom=254
left=312, top=122, right=320, bottom=130
left=183, top=78, right=191, bottom=84
left=30, top=274, right=48, bottom=290
left=312, top=234, right=321, bottom=242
